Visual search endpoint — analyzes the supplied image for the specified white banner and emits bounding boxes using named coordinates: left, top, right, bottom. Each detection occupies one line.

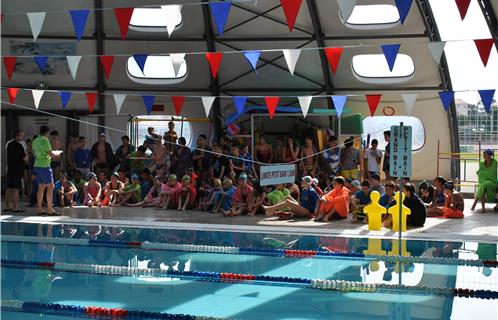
left=259, top=164, right=296, bottom=186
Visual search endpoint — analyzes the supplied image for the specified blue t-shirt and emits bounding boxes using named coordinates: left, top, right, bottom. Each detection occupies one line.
left=300, top=187, right=320, bottom=213
left=74, top=148, right=91, bottom=168
left=242, top=152, right=253, bottom=172
left=379, top=194, right=396, bottom=208
left=435, top=190, right=445, bottom=205
left=221, top=187, right=236, bottom=211
left=354, top=190, right=371, bottom=205
left=323, top=148, right=341, bottom=174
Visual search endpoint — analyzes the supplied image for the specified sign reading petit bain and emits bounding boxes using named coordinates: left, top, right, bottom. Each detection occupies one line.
left=390, top=124, right=412, bottom=178
left=260, top=164, right=297, bottom=186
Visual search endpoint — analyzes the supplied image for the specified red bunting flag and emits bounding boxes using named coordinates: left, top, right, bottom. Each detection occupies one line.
left=205, top=52, right=223, bottom=78
left=455, top=0, right=471, bottom=20
left=7, top=88, right=19, bottom=104
left=85, top=92, right=97, bottom=113
left=280, top=0, right=303, bottom=32
left=265, top=96, right=280, bottom=119
left=324, top=47, right=344, bottom=75
left=99, top=56, right=115, bottom=79
left=171, top=96, right=185, bottom=116
left=3, top=56, right=17, bottom=80
left=474, top=39, right=495, bottom=67
left=113, top=8, right=134, bottom=40
left=1, top=13, right=4, bottom=22
left=366, top=94, right=382, bottom=117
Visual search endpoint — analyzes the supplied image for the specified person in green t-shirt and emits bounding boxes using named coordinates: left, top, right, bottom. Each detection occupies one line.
left=265, top=184, right=291, bottom=205
left=32, top=125, right=63, bottom=216
left=111, top=174, right=142, bottom=206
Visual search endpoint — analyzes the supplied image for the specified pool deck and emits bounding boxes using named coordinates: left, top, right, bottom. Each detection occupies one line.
left=2, top=199, right=497, bottom=243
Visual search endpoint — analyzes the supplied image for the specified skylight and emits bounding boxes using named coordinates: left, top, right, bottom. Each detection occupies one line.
left=342, top=4, right=400, bottom=29
left=351, top=54, right=415, bottom=83
left=126, top=55, right=187, bottom=85
left=129, top=6, right=183, bottom=33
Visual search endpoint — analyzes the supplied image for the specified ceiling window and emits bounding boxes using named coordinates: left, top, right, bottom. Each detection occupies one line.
left=342, top=5, right=400, bottom=29
left=362, top=116, right=425, bottom=151
left=129, top=6, right=183, bottom=33
left=126, top=55, right=187, bottom=85
left=352, top=54, right=415, bottom=84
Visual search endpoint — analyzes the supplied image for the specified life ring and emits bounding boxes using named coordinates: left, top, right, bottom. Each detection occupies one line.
left=383, top=106, right=395, bottom=116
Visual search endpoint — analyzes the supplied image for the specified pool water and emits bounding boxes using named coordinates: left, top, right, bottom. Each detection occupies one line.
left=1, top=222, right=497, bottom=320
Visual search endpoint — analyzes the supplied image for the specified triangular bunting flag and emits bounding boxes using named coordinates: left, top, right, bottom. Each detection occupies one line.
left=455, top=0, right=471, bottom=20
left=478, top=89, right=495, bottom=113
left=113, top=7, right=134, bottom=40
left=366, top=94, right=382, bottom=117
left=205, top=52, right=223, bottom=78
left=243, top=51, right=261, bottom=72
left=27, top=12, right=46, bottom=41
left=170, top=53, right=185, bottom=77
left=1, top=14, right=4, bottom=22
left=69, top=10, right=90, bottom=41
left=401, top=93, right=418, bottom=115
left=438, top=91, right=455, bottom=112
left=163, top=5, right=183, bottom=37
left=324, top=47, right=344, bottom=74
left=337, top=0, right=357, bottom=22
left=394, top=0, right=413, bottom=25
left=283, top=49, right=301, bottom=75
left=7, top=88, right=19, bottom=104
left=3, top=56, right=17, bottom=80
left=209, top=2, right=231, bottom=35
left=265, top=96, right=280, bottom=119
left=66, top=56, right=82, bottom=80
left=99, top=56, right=115, bottom=79
left=34, top=56, right=49, bottom=73
left=143, top=95, right=155, bottom=115
left=381, top=44, right=401, bottom=72
left=85, top=92, right=97, bottom=113
left=298, top=96, right=312, bottom=118
left=234, top=96, right=247, bottom=116
left=331, top=95, right=347, bottom=117
left=59, top=91, right=72, bottom=109
left=427, top=41, right=446, bottom=64
left=280, top=0, right=303, bottom=32
left=172, top=96, right=185, bottom=116
left=201, top=96, right=216, bottom=117
left=113, top=94, right=126, bottom=114
left=133, top=54, right=148, bottom=74
left=32, top=90, right=44, bottom=109
left=474, top=39, right=495, bottom=67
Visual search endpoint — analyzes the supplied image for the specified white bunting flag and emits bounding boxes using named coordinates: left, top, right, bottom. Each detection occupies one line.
left=113, top=94, right=127, bottom=114
left=27, top=12, right=46, bottom=41
left=162, top=5, right=183, bottom=37
left=427, top=41, right=446, bottom=64
left=337, top=0, right=357, bottom=22
left=402, top=93, right=418, bottom=115
left=32, top=90, right=44, bottom=109
left=170, top=53, right=186, bottom=77
left=201, top=96, right=216, bottom=117
left=66, top=56, right=82, bottom=80
left=298, top=96, right=312, bottom=118
left=283, top=49, right=301, bottom=76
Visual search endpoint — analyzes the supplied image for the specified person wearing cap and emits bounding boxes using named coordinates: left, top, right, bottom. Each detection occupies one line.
left=369, top=172, right=385, bottom=195
left=438, top=181, right=464, bottom=219
left=160, top=174, right=182, bottom=210
left=129, top=175, right=165, bottom=208
left=472, top=149, right=497, bottom=213
left=114, top=174, right=142, bottom=207
left=4, top=129, right=27, bottom=213
left=314, top=177, right=350, bottom=221
left=263, top=175, right=320, bottom=219
left=224, top=173, right=254, bottom=217
left=82, top=172, right=102, bottom=207
left=90, top=132, right=115, bottom=176
left=54, top=172, right=77, bottom=208
left=103, top=172, right=124, bottom=206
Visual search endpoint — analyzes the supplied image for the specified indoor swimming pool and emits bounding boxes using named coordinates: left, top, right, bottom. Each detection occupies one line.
left=1, top=222, right=497, bottom=319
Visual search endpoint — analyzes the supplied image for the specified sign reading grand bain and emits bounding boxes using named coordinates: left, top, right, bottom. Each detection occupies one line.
left=260, top=164, right=297, bottom=186
left=389, top=124, right=412, bottom=178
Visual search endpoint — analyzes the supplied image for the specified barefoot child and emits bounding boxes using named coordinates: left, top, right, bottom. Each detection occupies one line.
left=160, top=174, right=182, bottom=209
left=314, top=176, right=349, bottom=221
left=213, top=179, right=235, bottom=214
left=224, top=173, right=254, bottom=217
left=83, top=173, right=102, bottom=207
left=177, top=175, right=196, bottom=211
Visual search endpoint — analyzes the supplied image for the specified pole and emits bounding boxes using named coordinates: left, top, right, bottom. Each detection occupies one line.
left=398, top=121, right=404, bottom=286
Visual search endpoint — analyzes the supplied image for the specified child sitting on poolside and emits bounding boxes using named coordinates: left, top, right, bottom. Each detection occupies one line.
left=83, top=172, right=102, bottom=207
left=212, top=178, right=236, bottom=214
left=103, top=172, right=124, bottom=206
left=428, top=181, right=464, bottom=219
left=247, top=183, right=267, bottom=216
left=160, top=174, right=182, bottom=209
left=351, top=180, right=371, bottom=223
left=177, top=175, right=197, bottom=211
left=129, top=175, right=164, bottom=208
left=198, top=178, right=222, bottom=211
left=314, top=176, right=349, bottom=221
left=224, top=173, right=254, bottom=217
left=116, top=174, right=142, bottom=206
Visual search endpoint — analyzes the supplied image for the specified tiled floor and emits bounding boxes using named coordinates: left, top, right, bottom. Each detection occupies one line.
left=2, top=199, right=497, bottom=243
